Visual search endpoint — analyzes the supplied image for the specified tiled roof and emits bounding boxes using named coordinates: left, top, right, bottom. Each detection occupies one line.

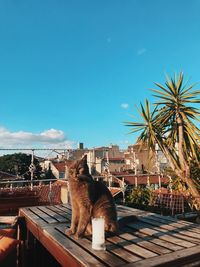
left=52, top=162, right=66, bottom=172
left=119, top=174, right=169, bottom=185
left=0, top=171, right=18, bottom=180
left=110, top=187, right=122, bottom=197
left=102, top=158, right=125, bottom=161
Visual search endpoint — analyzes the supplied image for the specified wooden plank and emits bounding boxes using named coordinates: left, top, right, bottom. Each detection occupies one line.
left=56, top=224, right=126, bottom=267
left=55, top=204, right=72, bottom=218
left=106, top=235, right=157, bottom=259
left=117, top=204, right=199, bottom=235
left=154, top=228, right=200, bottom=245
left=119, top=231, right=172, bottom=255
left=49, top=205, right=71, bottom=217
left=124, top=207, right=200, bottom=232
left=29, top=206, right=58, bottom=224
left=19, top=208, right=48, bottom=241
left=0, top=216, right=17, bottom=224
left=55, top=204, right=71, bottom=212
left=76, top=232, right=142, bottom=264
left=124, top=245, right=200, bottom=267
left=180, top=260, right=200, bottom=267
left=105, top=241, right=142, bottom=263
left=37, top=206, right=67, bottom=223
left=74, top=229, right=142, bottom=264
left=130, top=230, right=186, bottom=251
left=117, top=205, right=147, bottom=218
left=127, top=221, right=196, bottom=248
left=140, top=215, right=200, bottom=234
left=143, top=213, right=200, bottom=231
left=19, top=207, right=48, bottom=228
left=117, top=205, right=148, bottom=214
left=128, top=221, right=195, bottom=248
left=48, top=205, right=71, bottom=222
left=137, top=217, right=200, bottom=244
left=61, top=203, right=72, bottom=211
left=39, top=206, right=68, bottom=223
left=43, top=226, right=107, bottom=267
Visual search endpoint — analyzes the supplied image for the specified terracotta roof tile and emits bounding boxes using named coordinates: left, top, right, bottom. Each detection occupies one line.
left=120, top=174, right=169, bottom=185
left=52, top=162, right=66, bottom=172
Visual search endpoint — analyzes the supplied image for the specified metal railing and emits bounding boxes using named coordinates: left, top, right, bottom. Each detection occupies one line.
left=0, top=178, right=65, bottom=187
left=0, top=179, right=64, bottom=205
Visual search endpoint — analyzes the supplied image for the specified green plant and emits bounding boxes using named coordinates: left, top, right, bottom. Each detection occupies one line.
left=126, top=187, right=153, bottom=206
left=125, top=72, right=200, bottom=210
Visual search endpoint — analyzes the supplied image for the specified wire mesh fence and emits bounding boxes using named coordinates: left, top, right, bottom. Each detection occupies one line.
left=0, top=181, right=62, bottom=215
left=151, top=192, right=186, bottom=215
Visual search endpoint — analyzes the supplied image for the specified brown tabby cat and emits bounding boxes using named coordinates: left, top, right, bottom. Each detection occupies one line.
left=66, top=155, right=118, bottom=239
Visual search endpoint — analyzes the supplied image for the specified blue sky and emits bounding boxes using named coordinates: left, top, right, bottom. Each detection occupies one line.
left=0, top=0, right=200, bottom=151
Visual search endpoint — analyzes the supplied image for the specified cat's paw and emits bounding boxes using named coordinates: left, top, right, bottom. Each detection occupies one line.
left=73, top=234, right=79, bottom=240
left=65, top=228, right=75, bottom=236
left=73, top=233, right=83, bottom=240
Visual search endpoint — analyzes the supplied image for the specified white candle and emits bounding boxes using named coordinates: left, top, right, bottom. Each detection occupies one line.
left=92, top=217, right=106, bottom=250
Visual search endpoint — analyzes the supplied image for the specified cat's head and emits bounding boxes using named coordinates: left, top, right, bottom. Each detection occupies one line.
left=68, top=155, right=89, bottom=179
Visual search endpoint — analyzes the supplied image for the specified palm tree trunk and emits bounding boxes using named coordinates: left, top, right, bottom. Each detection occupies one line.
left=175, top=114, right=200, bottom=209
left=176, top=114, right=188, bottom=172
left=161, top=139, right=200, bottom=210
left=182, top=174, right=200, bottom=211
left=165, top=152, right=200, bottom=210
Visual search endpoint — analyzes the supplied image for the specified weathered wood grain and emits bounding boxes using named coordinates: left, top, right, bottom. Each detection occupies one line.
left=18, top=204, right=200, bottom=267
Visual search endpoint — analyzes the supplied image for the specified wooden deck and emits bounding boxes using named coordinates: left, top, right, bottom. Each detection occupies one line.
left=19, top=204, right=200, bottom=267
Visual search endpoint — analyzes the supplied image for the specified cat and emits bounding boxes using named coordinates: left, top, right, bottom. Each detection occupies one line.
left=66, top=155, right=118, bottom=239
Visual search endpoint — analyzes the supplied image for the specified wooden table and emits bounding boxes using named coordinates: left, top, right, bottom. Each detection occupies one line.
left=19, top=204, right=200, bottom=267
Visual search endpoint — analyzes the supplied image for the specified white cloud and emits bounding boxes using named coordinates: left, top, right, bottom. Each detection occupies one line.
left=0, top=127, right=74, bottom=149
left=40, top=129, right=65, bottom=141
left=121, top=103, right=129, bottom=109
left=137, top=48, right=147, bottom=56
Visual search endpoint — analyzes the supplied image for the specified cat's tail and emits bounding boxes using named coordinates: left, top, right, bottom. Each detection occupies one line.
left=105, top=221, right=119, bottom=233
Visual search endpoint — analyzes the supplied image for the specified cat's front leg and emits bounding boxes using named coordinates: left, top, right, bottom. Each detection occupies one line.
left=66, top=207, right=79, bottom=236
left=74, top=207, right=91, bottom=239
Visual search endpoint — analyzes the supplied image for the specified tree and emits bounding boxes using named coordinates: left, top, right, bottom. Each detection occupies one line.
left=125, top=72, right=200, bottom=210
left=0, top=153, right=42, bottom=180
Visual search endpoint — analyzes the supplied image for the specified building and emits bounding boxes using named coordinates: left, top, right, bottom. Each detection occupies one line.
left=41, top=142, right=169, bottom=179
left=66, top=143, right=88, bottom=160
left=85, top=145, right=124, bottom=174
left=121, top=173, right=169, bottom=188
left=42, top=160, right=68, bottom=180
left=124, top=143, right=168, bottom=174
left=95, top=157, right=125, bottom=173
left=0, top=171, right=19, bottom=181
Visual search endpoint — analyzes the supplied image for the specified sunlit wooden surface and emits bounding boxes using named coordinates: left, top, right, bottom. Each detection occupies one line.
left=19, top=204, right=200, bottom=267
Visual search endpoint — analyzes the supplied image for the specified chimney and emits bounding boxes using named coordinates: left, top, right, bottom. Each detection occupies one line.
left=78, top=143, right=84, bottom=149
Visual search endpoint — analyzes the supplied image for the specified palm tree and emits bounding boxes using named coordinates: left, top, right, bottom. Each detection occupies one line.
left=125, top=72, right=200, bottom=210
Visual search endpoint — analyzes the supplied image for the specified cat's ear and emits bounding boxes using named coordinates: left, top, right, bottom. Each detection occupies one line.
left=82, top=155, right=87, bottom=163
left=79, top=155, right=89, bottom=175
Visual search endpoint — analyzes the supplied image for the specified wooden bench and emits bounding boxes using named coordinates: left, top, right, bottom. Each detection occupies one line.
left=0, top=194, right=39, bottom=215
